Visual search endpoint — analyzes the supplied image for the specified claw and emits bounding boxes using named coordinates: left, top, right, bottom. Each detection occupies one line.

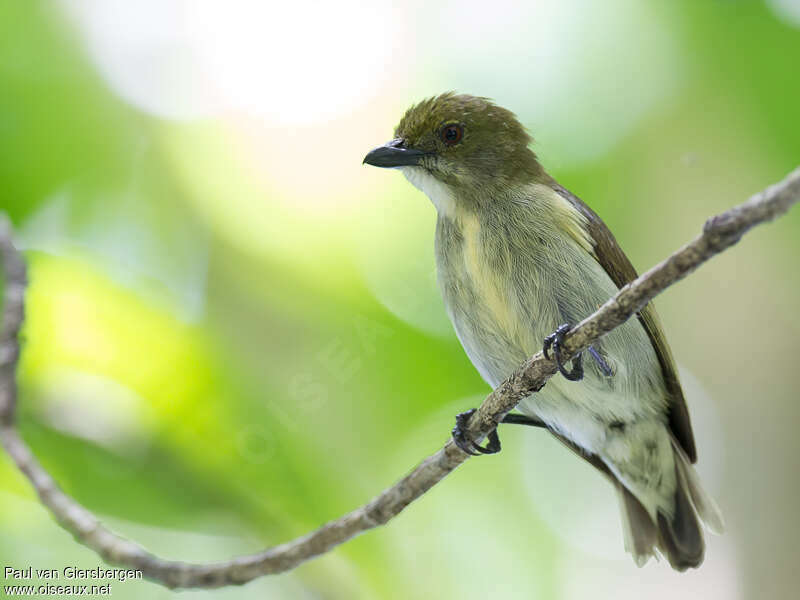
left=452, top=409, right=480, bottom=455
left=543, top=323, right=584, bottom=381
left=451, top=408, right=502, bottom=455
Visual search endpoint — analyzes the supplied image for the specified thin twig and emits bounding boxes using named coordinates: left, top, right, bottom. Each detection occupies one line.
left=0, top=216, right=26, bottom=425
left=1, top=167, right=799, bottom=589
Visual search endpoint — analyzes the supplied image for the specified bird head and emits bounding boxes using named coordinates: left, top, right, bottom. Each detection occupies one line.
left=363, top=93, right=543, bottom=209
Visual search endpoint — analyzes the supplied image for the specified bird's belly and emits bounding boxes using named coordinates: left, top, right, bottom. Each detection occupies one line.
left=442, top=266, right=534, bottom=388
left=445, top=277, right=665, bottom=455
left=436, top=212, right=666, bottom=455
left=447, top=294, right=528, bottom=384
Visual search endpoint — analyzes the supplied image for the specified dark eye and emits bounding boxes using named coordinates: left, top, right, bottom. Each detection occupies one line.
left=441, top=124, right=463, bottom=145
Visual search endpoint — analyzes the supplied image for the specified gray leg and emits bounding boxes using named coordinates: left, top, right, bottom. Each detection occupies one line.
left=452, top=411, right=549, bottom=456
left=501, top=413, right=547, bottom=428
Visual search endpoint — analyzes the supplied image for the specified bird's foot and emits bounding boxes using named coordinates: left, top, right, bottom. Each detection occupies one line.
left=543, top=323, right=584, bottom=381
left=451, top=408, right=501, bottom=455
left=588, top=346, right=614, bottom=377
left=501, top=413, right=547, bottom=428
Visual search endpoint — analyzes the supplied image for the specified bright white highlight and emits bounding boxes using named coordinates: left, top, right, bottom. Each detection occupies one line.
left=767, top=0, right=800, bottom=27
left=427, top=0, right=682, bottom=165
left=60, top=0, right=403, bottom=125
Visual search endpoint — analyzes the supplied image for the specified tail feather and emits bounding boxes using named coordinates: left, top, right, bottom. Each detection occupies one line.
left=547, top=427, right=723, bottom=570
left=673, top=440, right=725, bottom=535
left=617, top=439, right=723, bottom=571
left=617, top=483, right=657, bottom=566
left=656, top=467, right=705, bottom=570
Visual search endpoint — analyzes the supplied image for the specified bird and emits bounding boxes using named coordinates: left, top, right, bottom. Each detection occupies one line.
left=363, top=92, right=724, bottom=570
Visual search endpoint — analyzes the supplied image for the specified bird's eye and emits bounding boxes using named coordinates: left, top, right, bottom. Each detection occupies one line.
left=441, top=124, right=463, bottom=146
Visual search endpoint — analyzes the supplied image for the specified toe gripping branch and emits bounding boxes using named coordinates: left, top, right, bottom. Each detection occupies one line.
left=543, top=323, right=584, bottom=381
left=451, top=323, right=613, bottom=455
left=451, top=410, right=548, bottom=456
left=451, top=408, right=501, bottom=455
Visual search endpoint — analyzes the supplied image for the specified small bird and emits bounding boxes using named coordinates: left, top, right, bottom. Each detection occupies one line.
left=363, top=93, right=724, bottom=570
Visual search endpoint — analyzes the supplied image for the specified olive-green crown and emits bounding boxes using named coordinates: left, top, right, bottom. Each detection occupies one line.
left=394, top=92, right=543, bottom=189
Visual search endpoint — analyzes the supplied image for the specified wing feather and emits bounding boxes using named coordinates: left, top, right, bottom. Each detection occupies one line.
left=550, top=182, right=697, bottom=463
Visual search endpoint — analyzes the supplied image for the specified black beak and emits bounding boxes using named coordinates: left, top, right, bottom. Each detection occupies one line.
left=363, top=138, right=428, bottom=168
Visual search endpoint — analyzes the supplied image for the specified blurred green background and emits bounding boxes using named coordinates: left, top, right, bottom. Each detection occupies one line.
left=1, top=1, right=799, bottom=598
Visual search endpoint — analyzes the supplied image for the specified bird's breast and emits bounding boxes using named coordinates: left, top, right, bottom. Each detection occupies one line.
left=435, top=213, right=535, bottom=386
left=458, top=214, right=519, bottom=339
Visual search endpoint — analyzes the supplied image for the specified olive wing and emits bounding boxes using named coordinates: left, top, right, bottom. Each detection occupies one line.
left=551, top=183, right=697, bottom=463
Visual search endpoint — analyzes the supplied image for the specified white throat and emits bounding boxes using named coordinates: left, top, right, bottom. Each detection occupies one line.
left=400, top=166, right=456, bottom=218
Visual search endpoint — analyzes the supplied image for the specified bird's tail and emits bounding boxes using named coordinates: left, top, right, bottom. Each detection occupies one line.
left=617, top=440, right=724, bottom=570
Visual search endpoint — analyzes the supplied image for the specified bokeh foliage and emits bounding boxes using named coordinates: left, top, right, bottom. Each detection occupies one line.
left=2, top=2, right=799, bottom=599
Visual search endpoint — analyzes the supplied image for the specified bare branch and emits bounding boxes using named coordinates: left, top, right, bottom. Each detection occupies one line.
left=1, top=167, right=799, bottom=589
left=0, top=217, right=26, bottom=424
